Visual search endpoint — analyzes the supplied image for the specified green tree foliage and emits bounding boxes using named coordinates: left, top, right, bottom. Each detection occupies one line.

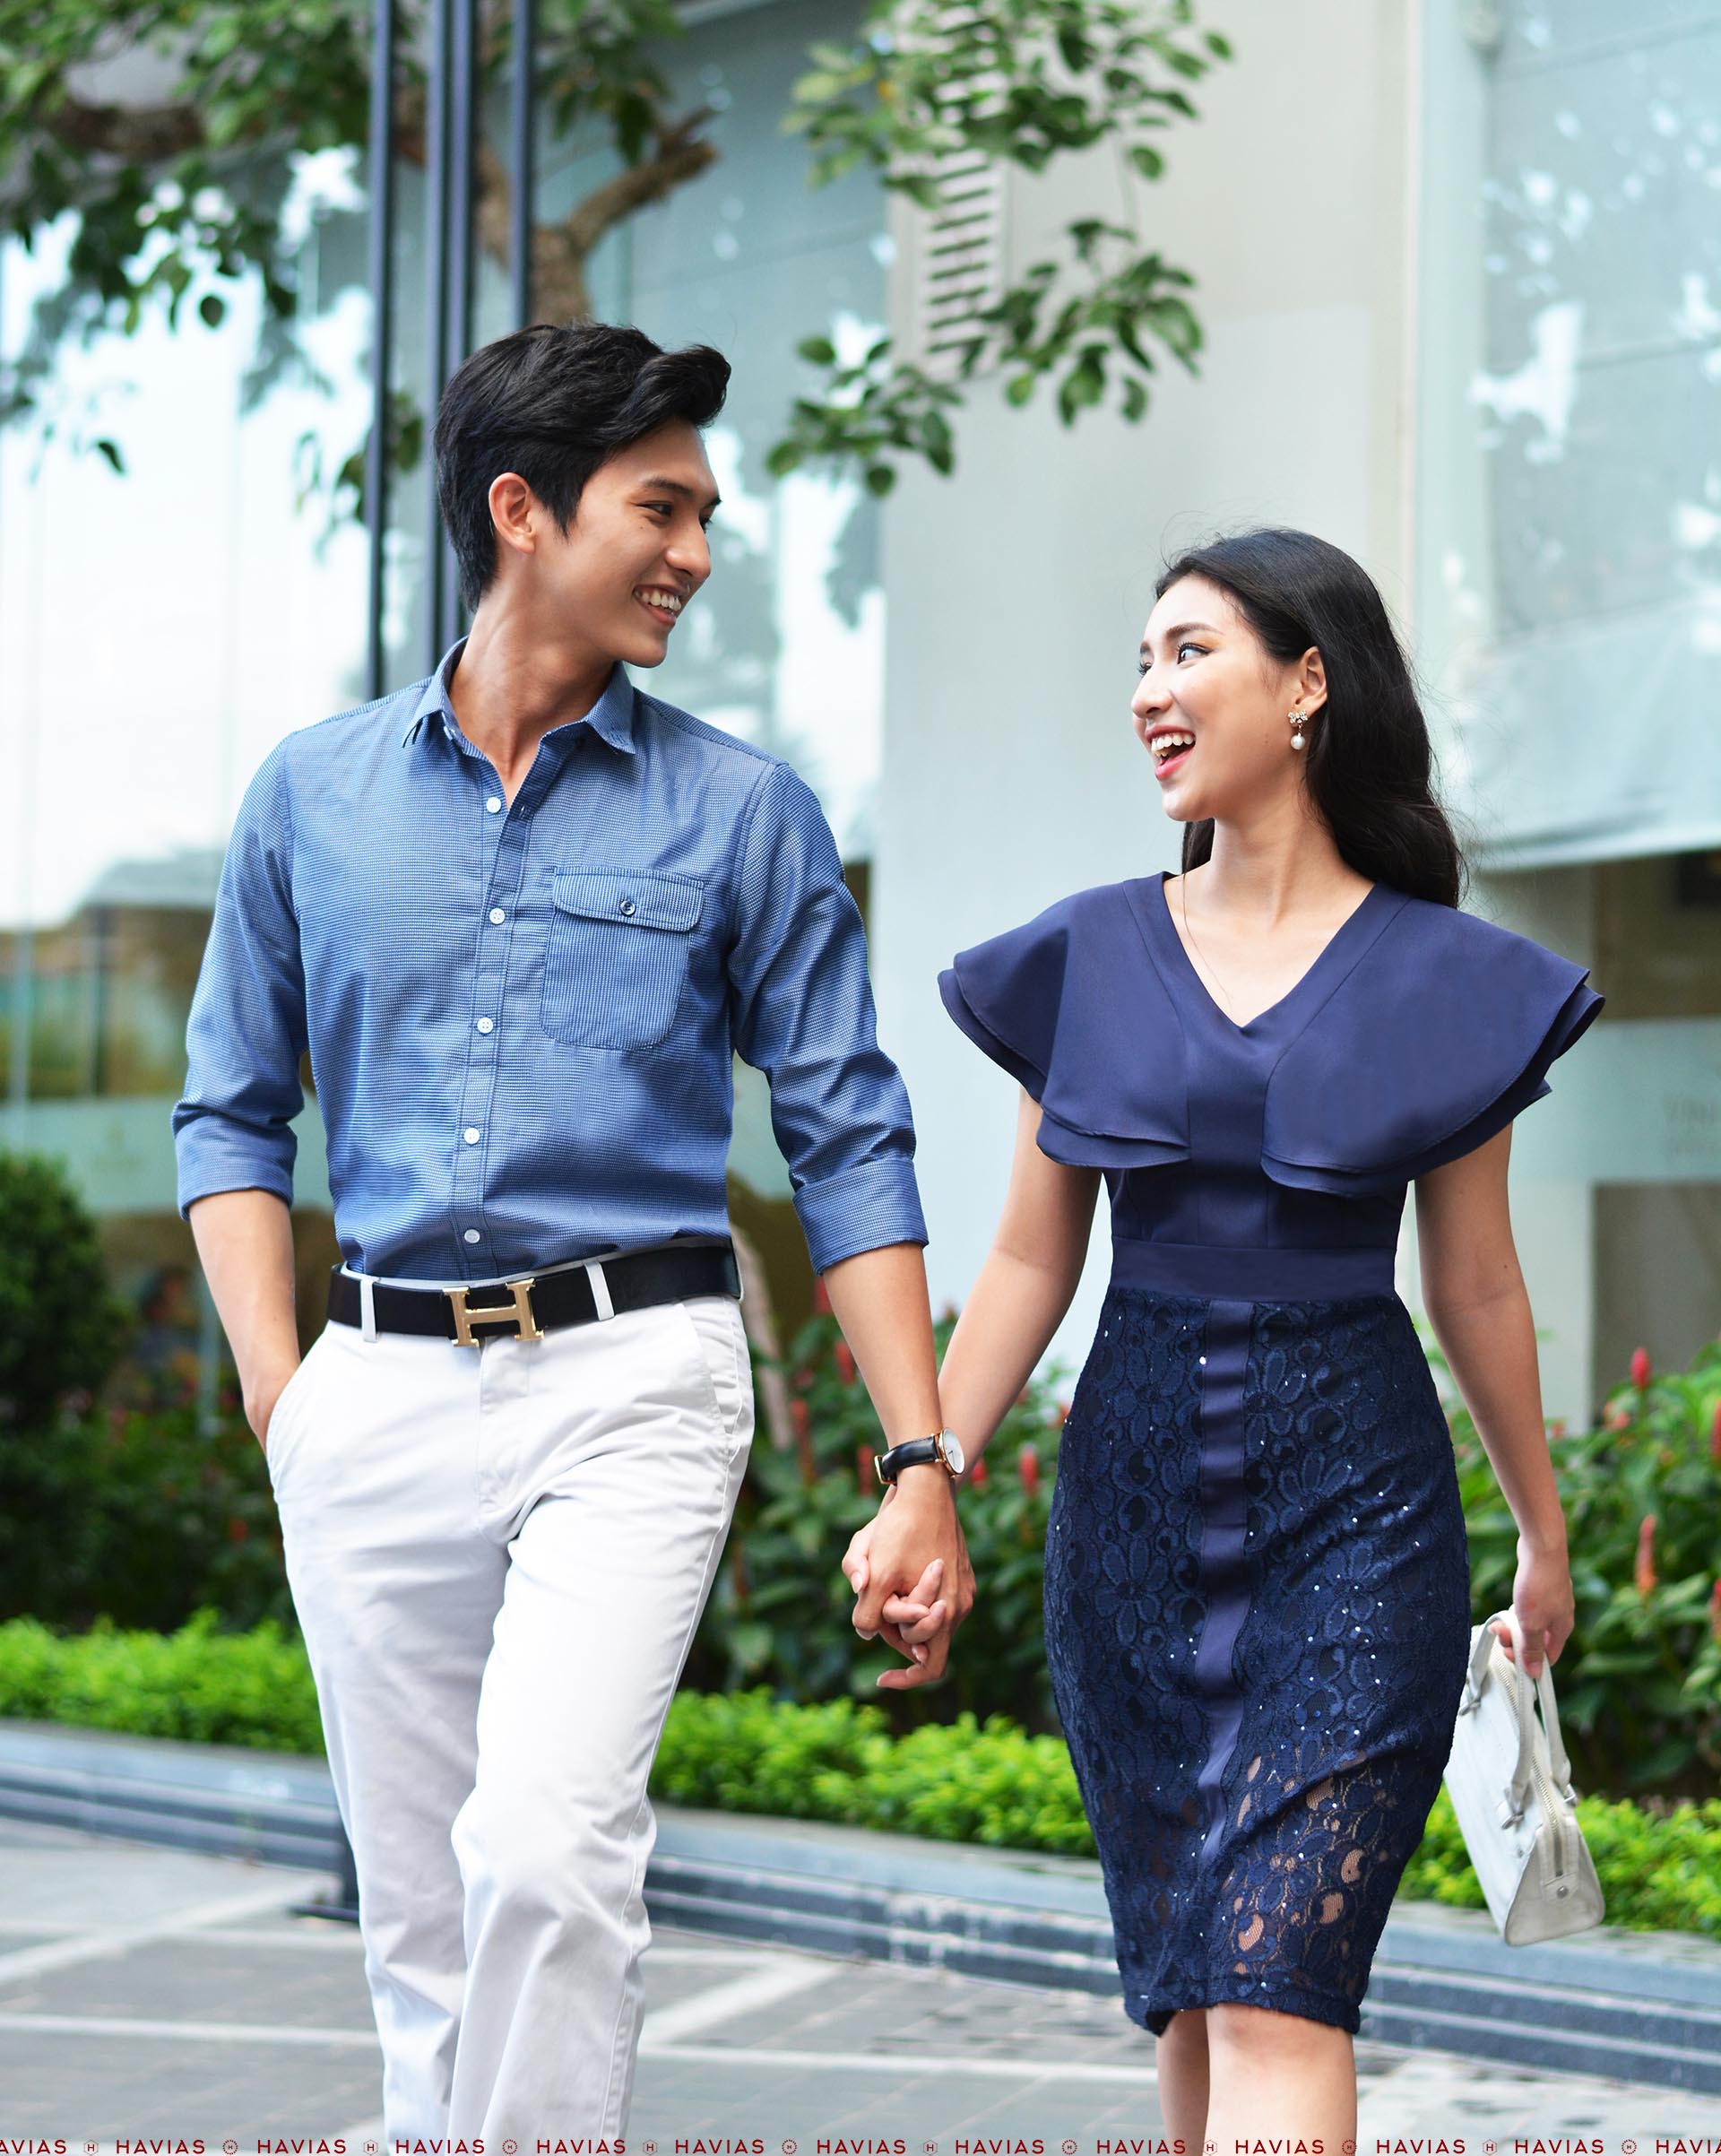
left=0, top=0, right=1231, bottom=495
left=0, top=1151, right=131, bottom=1430
left=771, top=0, right=1229, bottom=491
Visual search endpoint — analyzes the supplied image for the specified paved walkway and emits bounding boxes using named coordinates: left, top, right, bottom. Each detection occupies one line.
left=2, top=1820, right=1713, bottom=2147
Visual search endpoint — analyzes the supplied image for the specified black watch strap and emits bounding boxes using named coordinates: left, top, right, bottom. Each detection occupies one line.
left=875, top=1435, right=947, bottom=1487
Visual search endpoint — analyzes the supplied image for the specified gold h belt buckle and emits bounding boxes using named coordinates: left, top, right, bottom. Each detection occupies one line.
left=445, top=1276, right=542, bottom=1347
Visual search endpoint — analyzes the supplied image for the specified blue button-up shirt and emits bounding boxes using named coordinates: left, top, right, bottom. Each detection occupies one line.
left=173, top=644, right=927, bottom=1280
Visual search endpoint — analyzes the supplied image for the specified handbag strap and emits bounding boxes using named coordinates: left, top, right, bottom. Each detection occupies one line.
left=1469, top=1611, right=1572, bottom=1813
left=1534, top=1659, right=1574, bottom=1791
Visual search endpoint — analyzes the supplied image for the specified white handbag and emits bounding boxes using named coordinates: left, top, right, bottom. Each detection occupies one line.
left=1441, top=1610, right=1605, bottom=1944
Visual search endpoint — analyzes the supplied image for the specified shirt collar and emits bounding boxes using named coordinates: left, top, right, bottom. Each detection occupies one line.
left=402, top=637, right=639, bottom=758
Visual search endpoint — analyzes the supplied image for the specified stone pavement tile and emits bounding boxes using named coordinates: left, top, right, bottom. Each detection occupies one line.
left=645, top=1944, right=807, bottom=2016
left=0, top=1934, right=375, bottom=2027
left=7, top=1826, right=1716, bottom=2152
left=629, top=2061, right=912, bottom=2141
left=0, top=2030, right=383, bottom=2139
left=1, top=1818, right=330, bottom=1930
left=711, top=1963, right=1142, bottom=2067
left=1354, top=2049, right=1721, bottom=2139
left=848, top=2073, right=1159, bottom=2139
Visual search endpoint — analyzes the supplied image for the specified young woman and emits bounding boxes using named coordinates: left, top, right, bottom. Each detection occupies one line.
left=852, top=528, right=1600, bottom=2143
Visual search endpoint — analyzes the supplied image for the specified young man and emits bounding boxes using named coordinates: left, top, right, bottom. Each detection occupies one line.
left=174, top=323, right=973, bottom=2139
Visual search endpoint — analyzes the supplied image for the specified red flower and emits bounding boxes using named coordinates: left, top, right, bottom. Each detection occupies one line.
left=969, top=1455, right=990, bottom=1489
left=1018, top=1443, right=1041, bottom=1498
left=1710, top=1578, right=1721, bottom=1648
left=1635, top=1512, right=1658, bottom=1598
left=834, top=1339, right=857, bottom=1387
left=812, top=1277, right=833, bottom=1315
left=790, top=1396, right=810, bottom=1440
left=1548, top=1418, right=1567, bottom=1441
left=1054, top=1399, right=1071, bottom=1426
left=227, top=1517, right=249, bottom=1543
left=1710, top=1399, right=1721, bottom=1466
left=855, top=1441, right=875, bottom=1496
left=1630, top=1346, right=1652, bottom=1391
left=1604, top=1403, right=1632, bottom=1433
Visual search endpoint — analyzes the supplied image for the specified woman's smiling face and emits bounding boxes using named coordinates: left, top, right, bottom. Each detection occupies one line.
left=1130, top=573, right=1326, bottom=822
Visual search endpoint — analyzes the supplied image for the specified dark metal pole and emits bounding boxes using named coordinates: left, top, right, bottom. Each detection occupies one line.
left=437, top=0, right=480, bottom=654
left=364, top=0, right=396, bottom=701
left=321, top=7, right=397, bottom=1919
left=424, top=0, right=452, bottom=672
left=509, top=0, right=536, bottom=328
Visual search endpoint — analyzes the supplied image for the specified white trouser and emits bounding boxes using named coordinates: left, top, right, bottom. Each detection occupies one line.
left=264, top=1289, right=754, bottom=2141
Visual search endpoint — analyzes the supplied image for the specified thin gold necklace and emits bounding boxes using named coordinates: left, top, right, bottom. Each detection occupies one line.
left=1178, top=874, right=1241, bottom=1021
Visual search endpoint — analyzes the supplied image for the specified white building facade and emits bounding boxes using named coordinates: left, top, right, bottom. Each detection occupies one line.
left=873, top=0, right=1721, bottom=1426
left=3, top=0, right=1716, bottom=1424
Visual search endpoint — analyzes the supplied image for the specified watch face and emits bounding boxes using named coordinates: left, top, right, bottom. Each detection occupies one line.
left=939, top=1430, right=966, bottom=1476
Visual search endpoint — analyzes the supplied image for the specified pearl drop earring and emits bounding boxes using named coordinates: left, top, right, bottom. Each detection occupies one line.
left=1290, top=708, right=1307, bottom=752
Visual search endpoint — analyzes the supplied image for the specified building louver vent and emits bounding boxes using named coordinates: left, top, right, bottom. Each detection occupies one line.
left=910, top=7, right=1005, bottom=377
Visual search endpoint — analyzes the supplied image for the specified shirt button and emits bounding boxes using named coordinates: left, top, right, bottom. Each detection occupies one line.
left=618, top=897, right=637, bottom=917
left=476, top=1017, right=494, bottom=1034
left=489, top=907, right=506, bottom=924
left=463, top=1127, right=480, bottom=1144
left=485, top=797, right=502, bottom=814
left=463, top=1229, right=481, bottom=1244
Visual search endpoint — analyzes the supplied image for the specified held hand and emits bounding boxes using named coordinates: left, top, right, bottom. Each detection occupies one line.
left=849, top=1469, right=976, bottom=1691
left=1492, top=1534, right=1575, bottom=1683
left=842, top=1496, right=947, bottom=1652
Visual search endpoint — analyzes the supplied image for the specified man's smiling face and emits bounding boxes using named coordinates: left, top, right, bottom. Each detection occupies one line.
left=530, top=420, right=721, bottom=666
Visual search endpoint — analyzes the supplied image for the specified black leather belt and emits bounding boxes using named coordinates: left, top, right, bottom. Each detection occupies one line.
left=327, top=1239, right=741, bottom=1346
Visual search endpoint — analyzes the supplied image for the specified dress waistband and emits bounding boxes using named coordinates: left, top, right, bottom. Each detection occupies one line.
left=1109, top=1237, right=1397, bottom=1302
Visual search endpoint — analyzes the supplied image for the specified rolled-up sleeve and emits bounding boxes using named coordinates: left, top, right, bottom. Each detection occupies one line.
left=727, top=762, right=927, bottom=1271
left=172, top=744, right=308, bottom=1217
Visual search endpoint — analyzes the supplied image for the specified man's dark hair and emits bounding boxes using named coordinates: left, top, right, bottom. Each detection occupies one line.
left=434, top=322, right=731, bottom=608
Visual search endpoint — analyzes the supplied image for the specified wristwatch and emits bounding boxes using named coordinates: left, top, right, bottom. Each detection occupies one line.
left=874, top=1429, right=966, bottom=1487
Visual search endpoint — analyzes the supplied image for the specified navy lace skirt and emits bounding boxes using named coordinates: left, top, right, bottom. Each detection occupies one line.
left=1044, top=1282, right=1471, bottom=2036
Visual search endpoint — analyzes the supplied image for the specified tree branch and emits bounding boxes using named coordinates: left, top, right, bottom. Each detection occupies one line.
left=44, top=94, right=206, bottom=162
left=475, top=107, right=719, bottom=324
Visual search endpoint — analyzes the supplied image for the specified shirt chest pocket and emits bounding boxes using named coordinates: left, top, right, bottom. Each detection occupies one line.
left=541, top=867, right=705, bottom=1051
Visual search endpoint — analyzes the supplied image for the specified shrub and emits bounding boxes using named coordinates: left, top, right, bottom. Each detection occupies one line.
left=688, top=1300, right=1067, bottom=1727
left=0, top=1393, right=292, bottom=1633
left=0, top=1150, right=132, bottom=1427
left=0, top=1152, right=137, bottom=1615
left=1399, top=1781, right=1721, bottom=1937
left=653, top=1686, right=1095, bottom=1854
left=1430, top=1328, right=1721, bottom=1797
left=4, top=1623, right=1719, bottom=1939
left=0, top=1611, right=322, bottom=1752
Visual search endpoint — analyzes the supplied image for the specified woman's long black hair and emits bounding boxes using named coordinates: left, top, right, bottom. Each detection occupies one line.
left=1155, top=528, right=1466, bottom=908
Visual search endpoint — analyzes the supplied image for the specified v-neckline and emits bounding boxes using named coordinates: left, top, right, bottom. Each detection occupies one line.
left=1151, top=870, right=1388, bottom=1037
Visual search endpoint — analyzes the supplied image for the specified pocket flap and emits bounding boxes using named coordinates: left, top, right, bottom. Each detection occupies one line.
left=551, top=868, right=704, bottom=932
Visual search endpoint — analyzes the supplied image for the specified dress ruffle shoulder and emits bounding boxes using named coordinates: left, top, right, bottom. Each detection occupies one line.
left=938, top=879, right=1603, bottom=1191
left=938, top=885, right=1193, bottom=1171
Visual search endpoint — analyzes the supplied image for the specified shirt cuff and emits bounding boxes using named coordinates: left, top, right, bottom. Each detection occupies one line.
left=794, top=1156, right=929, bottom=1274
left=175, top=1125, right=297, bottom=1222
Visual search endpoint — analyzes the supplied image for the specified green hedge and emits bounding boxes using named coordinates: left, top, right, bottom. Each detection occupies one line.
left=0, top=1611, right=322, bottom=1753
left=4, top=1616, right=1719, bottom=1940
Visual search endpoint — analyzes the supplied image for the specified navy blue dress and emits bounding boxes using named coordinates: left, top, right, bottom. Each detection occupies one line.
left=938, top=871, right=1603, bottom=2037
